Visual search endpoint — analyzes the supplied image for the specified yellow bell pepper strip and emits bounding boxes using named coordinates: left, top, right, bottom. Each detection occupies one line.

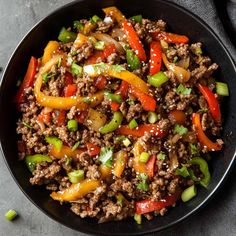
left=83, top=63, right=149, bottom=94
left=34, top=55, right=104, bottom=110
left=41, top=41, right=60, bottom=65
left=102, top=6, right=126, bottom=25
left=162, top=53, right=190, bottom=83
left=99, top=164, right=112, bottom=179
left=113, top=150, right=128, bottom=178
left=49, top=145, right=86, bottom=159
left=50, top=179, right=101, bottom=202
left=192, top=113, right=222, bottom=151
left=72, top=33, right=89, bottom=51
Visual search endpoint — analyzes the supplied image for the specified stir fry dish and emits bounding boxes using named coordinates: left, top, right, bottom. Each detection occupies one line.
left=15, top=7, right=229, bottom=223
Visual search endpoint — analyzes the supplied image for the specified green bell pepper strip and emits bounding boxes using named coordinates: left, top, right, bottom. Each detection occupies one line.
left=104, top=91, right=122, bottom=103
left=147, top=71, right=169, bottom=87
left=126, top=49, right=141, bottom=71
left=58, top=27, right=77, bottom=43
left=189, top=157, right=211, bottom=188
left=100, top=111, right=123, bottom=134
left=45, top=136, right=63, bottom=152
left=130, top=15, right=142, bottom=24
left=25, top=154, right=52, bottom=172
left=181, top=185, right=197, bottom=202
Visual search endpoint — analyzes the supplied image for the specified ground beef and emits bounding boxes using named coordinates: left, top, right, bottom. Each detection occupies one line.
left=126, top=103, right=143, bottom=121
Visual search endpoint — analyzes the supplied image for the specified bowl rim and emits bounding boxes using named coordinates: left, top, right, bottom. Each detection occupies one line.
left=0, top=0, right=236, bottom=235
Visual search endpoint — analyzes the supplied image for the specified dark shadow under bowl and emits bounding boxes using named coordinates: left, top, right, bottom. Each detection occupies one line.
left=0, top=0, right=236, bottom=235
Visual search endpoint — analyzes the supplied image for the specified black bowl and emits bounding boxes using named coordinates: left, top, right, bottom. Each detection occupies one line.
left=0, top=0, right=236, bottom=235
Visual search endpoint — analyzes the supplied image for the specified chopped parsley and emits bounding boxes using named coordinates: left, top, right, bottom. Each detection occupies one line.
left=174, top=124, right=188, bottom=135
left=99, top=147, right=114, bottom=167
left=137, top=173, right=149, bottom=191
left=176, top=84, right=192, bottom=95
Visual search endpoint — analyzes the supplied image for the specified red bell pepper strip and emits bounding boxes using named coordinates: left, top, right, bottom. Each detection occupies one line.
left=86, top=143, right=101, bottom=156
left=94, top=76, right=107, bottom=90
left=130, top=86, right=156, bottom=111
left=145, top=155, right=156, bottom=178
left=110, top=81, right=130, bottom=111
left=149, top=41, right=162, bottom=75
left=198, top=84, right=221, bottom=123
left=136, top=194, right=179, bottom=214
left=15, top=56, right=38, bottom=105
left=56, top=110, right=66, bottom=125
left=123, top=20, right=147, bottom=61
left=37, top=111, right=51, bottom=124
left=86, top=44, right=116, bottom=64
left=153, top=31, right=189, bottom=44
left=64, top=84, right=77, bottom=97
left=192, top=113, right=222, bottom=151
left=116, top=124, right=166, bottom=137
left=64, top=72, right=74, bottom=86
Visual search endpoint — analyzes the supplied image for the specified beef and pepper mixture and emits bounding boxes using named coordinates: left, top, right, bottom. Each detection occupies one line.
left=15, top=7, right=229, bottom=224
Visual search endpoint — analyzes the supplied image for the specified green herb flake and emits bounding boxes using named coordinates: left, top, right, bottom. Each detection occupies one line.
left=157, top=152, right=166, bottom=161
left=99, top=147, right=114, bottom=167
left=42, top=72, right=55, bottom=83
left=137, top=173, right=149, bottom=191
left=176, top=84, right=192, bottom=95
left=73, top=20, right=84, bottom=30
left=173, top=56, right=178, bottom=63
left=71, top=62, right=82, bottom=76
left=22, top=121, right=33, bottom=129
left=72, top=141, right=80, bottom=152
left=65, top=157, right=72, bottom=166
left=174, top=124, right=188, bottom=135
left=190, top=144, right=198, bottom=155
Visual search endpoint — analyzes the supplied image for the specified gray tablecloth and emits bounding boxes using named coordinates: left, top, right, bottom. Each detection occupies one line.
left=0, top=0, right=235, bottom=235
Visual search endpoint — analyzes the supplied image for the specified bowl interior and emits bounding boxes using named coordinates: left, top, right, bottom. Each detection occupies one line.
left=0, top=0, right=236, bottom=235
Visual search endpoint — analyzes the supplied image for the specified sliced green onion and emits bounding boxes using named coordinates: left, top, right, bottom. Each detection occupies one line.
left=174, top=124, right=188, bottom=135
left=94, top=41, right=105, bottom=50
left=72, top=141, right=80, bottom=151
left=114, top=135, right=126, bottom=143
left=42, top=72, right=55, bottom=83
left=104, top=91, right=122, bottom=103
left=5, top=209, right=18, bottom=221
left=130, top=15, right=142, bottom=24
left=91, top=15, right=102, bottom=23
left=58, top=27, right=77, bottom=43
left=147, top=71, right=169, bottom=87
left=137, top=181, right=149, bottom=191
left=57, top=57, right=62, bottom=68
left=128, top=119, right=138, bottom=129
left=148, top=111, right=158, bottom=124
left=176, top=84, right=192, bottom=95
left=82, top=97, right=91, bottom=104
left=190, top=144, right=198, bottom=155
left=157, top=152, right=166, bottom=161
left=123, top=138, right=131, bottom=147
left=67, top=119, right=78, bottom=132
left=99, top=147, right=113, bottom=167
left=139, top=152, right=150, bottom=163
left=68, top=170, right=84, bottom=184
left=216, top=82, right=229, bottom=96
left=175, top=166, right=190, bottom=178
left=71, top=62, right=82, bottom=76
left=45, top=136, right=62, bottom=151
left=134, top=213, right=142, bottom=224
left=181, top=185, right=197, bottom=202
left=73, top=20, right=84, bottom=30
left=65, top=157, right=72, bottom=166
left=173, top=56, right=178, bottom=63
left=126, top=49, right=141, bottom=71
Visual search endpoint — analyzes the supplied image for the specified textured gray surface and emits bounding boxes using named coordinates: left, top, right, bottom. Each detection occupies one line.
left=0, top=0, right=235, bottom=235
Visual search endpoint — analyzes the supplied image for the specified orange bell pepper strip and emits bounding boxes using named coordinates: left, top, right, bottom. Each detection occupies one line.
left=162, top=53, right=190, bottom=83
left=113, top=150, right=128, bottom=178
left=117, top=124, right=166, bottom=138
left=130, top=86, right=156, bottom=111
left=153, top=31, right=189, bottom=44
left=149, top=41, right=162, bottom=75
left=198, top=84, right=221, bottom=123
left=99, top=164, right=112, bottom=179
left=168, top=110, right=186, bottom=125
left=123, top=20, right=147, bottom=61
left=136, top=194, right=179, bottom=214
left=51, top=179, right=101, bottom=202
left=83, top=63, right=149, bottom=94
left=64, top=84, right=77, bottom=97
left=55, top=110, right=66, bottom=125
left=192, top=113, right=222, bottom=151
left=86, top=143, right=101, bottom=156
left=34, top=55, right=104, bottom=110
left=15, top=56, right=38, bottom=105
left=102, top=6, right=126, bottom=25
left=41, top=41, right=60, bottom=65
left=49, top=145, right=86, bottom=159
